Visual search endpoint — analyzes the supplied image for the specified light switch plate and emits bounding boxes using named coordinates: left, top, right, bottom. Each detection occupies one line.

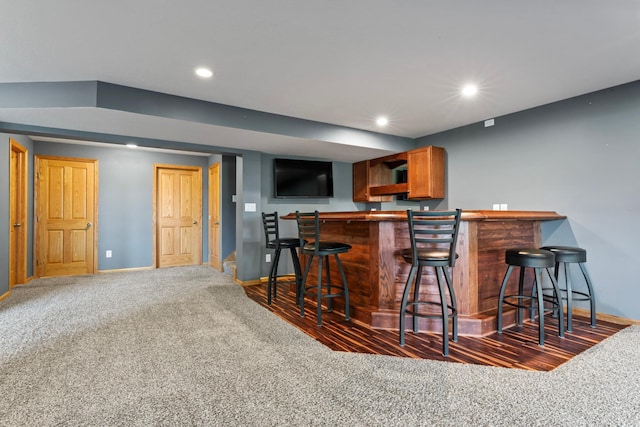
left=244, top=203, right=256, bottom=212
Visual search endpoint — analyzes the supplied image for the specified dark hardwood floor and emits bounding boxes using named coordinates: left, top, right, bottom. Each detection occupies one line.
left=244, top=281, right=628, bottom=371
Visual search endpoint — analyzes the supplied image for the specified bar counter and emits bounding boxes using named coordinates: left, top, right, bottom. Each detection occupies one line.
left=283, top=210, right=566, bottom=336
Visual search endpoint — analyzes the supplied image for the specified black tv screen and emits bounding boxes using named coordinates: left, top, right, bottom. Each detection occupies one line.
left=273, top=158, right=334, bottom=198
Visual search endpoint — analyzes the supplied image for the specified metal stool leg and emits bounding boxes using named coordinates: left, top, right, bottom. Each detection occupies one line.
left=334, top=253, right=350, bottom=321
left=412, top=266, right=423, bottom=333
left=517, top=266, right=526, bottom=326
left=325, top=256, right=333, bottom=312
left=559, top=262, right=574, bottom=332
left=289, top=247, right=303, bottom=306
left=299, top=256, right=313, bottom=318
left=442, top=266, right=458, bottom=342
left=546, top=267, right=565, bottom=338
left=497, top=265, right=514, bottom=333
left=267, top=249, right=280, bottom=305
left=316, top=256, right=324, bottom=326
left=399, top=265, right=418, bottom=346
left=435, top=266, right=450, bottom=356
left=533, top=267, right=545, bottom=346
left=578, top=263, right=597, bottom=328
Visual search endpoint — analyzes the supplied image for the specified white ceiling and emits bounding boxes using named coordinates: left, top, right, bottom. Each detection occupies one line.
left=1, top=1, right=639, bottom=161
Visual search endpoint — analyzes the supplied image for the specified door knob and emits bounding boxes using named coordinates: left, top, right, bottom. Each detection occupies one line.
left=86, top=222, right=93, bottom=229
left=193, top=220, right=198, bottom=225
left=13, top=223, right=22, bottom=227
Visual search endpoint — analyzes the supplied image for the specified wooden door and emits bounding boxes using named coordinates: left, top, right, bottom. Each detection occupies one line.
left=9, top=139, right=28, bottom=287
left=208, top=163, right=221, bottom=270
left=154, top=165, right=202, bottom=268
left=35, top=156, right=97, bottom=277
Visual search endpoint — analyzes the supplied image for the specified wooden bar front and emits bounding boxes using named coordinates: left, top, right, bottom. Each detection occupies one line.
left=283, top=210, right=566, bottom=336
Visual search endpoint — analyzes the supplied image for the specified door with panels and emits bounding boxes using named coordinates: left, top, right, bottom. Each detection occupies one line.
left=154, top=165, right=203, bottom=268
left=35, top=156, right=97, bottom=277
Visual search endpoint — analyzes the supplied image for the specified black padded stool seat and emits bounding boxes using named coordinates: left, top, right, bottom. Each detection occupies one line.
left=540, top=245, right=596, bottom=331
left=497, top=248, right=565, bottom=346
left=399, top=209, right=462, bottom=357
left=506, top=248, right=557, bottom=267
left=296, top=211, right=351, bottom=326
left=262, top=212, right=303, bottom=306
left=542, top=246, right=587, bottom=263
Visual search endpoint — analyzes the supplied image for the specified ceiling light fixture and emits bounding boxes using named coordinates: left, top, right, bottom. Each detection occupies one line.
left=195, top=67, right=213, bottom=78
left=126, top=143, right=138, bottom=148
left=376, top=116, right=389, bottom=127
left=462, top=84, right=478, bottom=97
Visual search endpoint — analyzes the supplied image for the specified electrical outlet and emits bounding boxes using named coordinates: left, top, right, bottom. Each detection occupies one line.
left=106, top=250, right=112, bottom=258
left=500, top=203, right=508, bottom=211
left=265, top=254, right=271, bottom=263
left=492, top=204, right=500, bottom=211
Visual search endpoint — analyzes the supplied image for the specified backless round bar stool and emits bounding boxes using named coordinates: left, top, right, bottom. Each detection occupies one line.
left=497, top=248, right=565, bottom=346
left=540, top=246, right=596, bottom=331
left=295, top=211, right=351, bottom=326
left=261, top=212, right=303, bottom=306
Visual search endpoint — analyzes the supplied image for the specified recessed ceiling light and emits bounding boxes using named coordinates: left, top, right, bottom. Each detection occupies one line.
left=462, top=84, right=478, bottom=97
left=195, top=67, right=213, bottom=78
left=376, top=116, right=389, bottom=127
left=126, top=143, right=138, bottom=148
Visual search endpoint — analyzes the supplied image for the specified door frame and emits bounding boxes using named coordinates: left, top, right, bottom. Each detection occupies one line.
left=33, top=155, right=99, bottom=277
left=208, top=162, right=221, bottom=270
left=9, top=139, right=28, bottom=287
left=152, top=164, right=203, bottom=268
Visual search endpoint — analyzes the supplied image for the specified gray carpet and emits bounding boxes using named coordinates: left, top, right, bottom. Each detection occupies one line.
left=0, top=266, right=638, bottom=426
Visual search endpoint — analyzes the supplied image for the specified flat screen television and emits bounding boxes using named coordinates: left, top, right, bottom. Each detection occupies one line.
left=273, top=158, right=334, bottom=198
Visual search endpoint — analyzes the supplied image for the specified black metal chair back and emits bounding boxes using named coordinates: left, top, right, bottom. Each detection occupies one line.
left=406, top=209, right=462, bottom=268
left=295, top=211, right=320, bottom=255
left=261, top=211, right=280, bottom=249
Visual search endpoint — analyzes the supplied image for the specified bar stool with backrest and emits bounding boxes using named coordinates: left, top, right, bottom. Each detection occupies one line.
left=399, top=209, right=462, bottom=357
left=497, top=248, right=565, bottom=346
left=295, top=211, right=351, bottom=326
left=539, top=245, right=596, bottom=331
left=261, top=212, right=303, bottom=306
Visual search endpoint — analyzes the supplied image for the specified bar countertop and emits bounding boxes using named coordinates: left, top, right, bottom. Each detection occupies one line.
left=282, top=210, right=566, bottom=222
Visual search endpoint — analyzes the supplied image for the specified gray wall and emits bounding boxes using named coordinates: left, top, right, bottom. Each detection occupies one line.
left=221, top=155, right=237, bottom=262
left=34, top=141, right=210, bottom=270
left=417, top=81, right=640, bottom=320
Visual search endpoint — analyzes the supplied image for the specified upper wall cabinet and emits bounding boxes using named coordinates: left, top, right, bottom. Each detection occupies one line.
left=352, top=146, right=445, bottom=202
